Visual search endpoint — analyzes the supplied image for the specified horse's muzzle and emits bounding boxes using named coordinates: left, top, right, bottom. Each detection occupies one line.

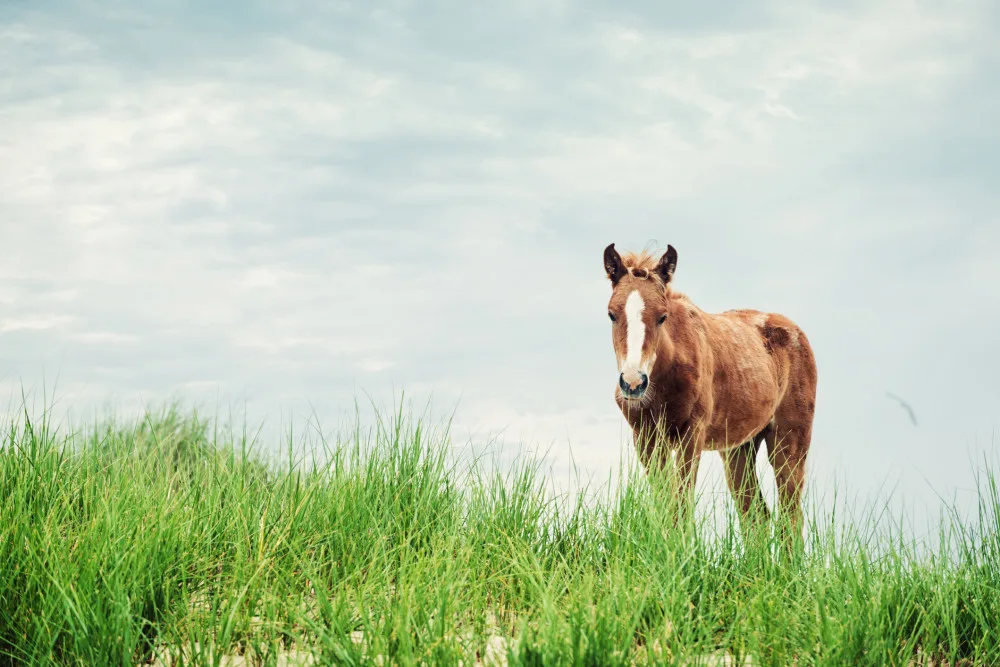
left=619, top=372, right=649, bottom=399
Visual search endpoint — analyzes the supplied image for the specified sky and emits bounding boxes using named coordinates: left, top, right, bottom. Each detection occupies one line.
left=2, top=0, right=999, bottom=528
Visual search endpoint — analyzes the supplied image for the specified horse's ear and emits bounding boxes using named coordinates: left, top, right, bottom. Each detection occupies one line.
left=604, top=243, right=626, bottom=285
left=656, top=245, right=678, bottom=284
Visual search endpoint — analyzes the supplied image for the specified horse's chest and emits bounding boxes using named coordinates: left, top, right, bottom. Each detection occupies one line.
left=620, top=398, right=695, bottom=443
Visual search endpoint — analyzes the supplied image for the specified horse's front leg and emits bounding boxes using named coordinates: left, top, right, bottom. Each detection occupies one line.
left=631, top=419, right=702, bottom=524
left=673, top=426, right=703, bottom=522
left=631, top=419, right=671, bottom=473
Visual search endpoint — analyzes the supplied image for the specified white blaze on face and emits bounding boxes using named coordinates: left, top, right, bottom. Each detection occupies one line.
left=623, top=290, right=646, bottom=374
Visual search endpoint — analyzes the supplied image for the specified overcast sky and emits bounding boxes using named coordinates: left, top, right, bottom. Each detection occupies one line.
left=2, top=0, right=998, bottom=525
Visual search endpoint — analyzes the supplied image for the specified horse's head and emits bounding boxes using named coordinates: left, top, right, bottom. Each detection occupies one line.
left=603, top=243, right=679, bottom=404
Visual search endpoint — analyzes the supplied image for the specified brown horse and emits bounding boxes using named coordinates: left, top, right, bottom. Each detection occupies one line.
left=603, top=243, right=817, bottom=541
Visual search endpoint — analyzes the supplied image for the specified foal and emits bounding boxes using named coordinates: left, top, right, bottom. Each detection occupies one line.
left=604, top=243, right=817, bottom=541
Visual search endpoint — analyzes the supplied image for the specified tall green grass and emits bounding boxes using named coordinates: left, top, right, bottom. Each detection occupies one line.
left=0, top=402, right=997, bottom=666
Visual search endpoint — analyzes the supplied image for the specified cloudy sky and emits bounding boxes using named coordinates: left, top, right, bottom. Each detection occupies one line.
left=2, top=0, right=998, bottom=524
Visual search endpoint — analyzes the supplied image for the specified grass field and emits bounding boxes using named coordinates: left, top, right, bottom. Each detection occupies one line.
left=1, top=402, right=997, bottom=666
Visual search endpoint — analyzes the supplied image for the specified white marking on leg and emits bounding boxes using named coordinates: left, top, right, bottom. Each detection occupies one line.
left=624, top=290, right=645, bottom=372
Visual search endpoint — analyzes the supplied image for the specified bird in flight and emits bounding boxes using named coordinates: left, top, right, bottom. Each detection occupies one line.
left=885, top=392, right=918, bottom=426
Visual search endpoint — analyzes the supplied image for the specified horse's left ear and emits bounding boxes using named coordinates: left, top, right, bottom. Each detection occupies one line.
left=656, top=245, right=678, bottom=284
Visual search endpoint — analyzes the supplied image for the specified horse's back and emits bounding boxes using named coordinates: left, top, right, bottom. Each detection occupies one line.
left=719, top=307, right=817, bottom=417
left=712, top=307, right=816, bottom=397
left=720, top=308, right=812, bottom=358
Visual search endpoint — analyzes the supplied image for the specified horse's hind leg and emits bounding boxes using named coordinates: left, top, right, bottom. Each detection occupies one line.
left=766, top=419, right=812, bottom=551
left=722, top=426, right=771, bottom=536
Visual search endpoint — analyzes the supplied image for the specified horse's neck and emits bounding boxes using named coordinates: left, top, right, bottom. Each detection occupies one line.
left=657, top=303, right=706, bottom=371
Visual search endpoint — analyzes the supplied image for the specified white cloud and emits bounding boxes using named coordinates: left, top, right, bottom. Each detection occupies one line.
left=356, top=358, right=395, bottom=373
left=0, top=315, right=74, bottom=333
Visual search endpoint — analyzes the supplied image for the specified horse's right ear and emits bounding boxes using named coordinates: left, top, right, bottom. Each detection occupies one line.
left=604, top=243, right=626, bottom=285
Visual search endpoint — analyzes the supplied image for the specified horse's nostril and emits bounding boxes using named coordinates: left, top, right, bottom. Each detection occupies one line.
left=620, top=372, right=648, bottom=396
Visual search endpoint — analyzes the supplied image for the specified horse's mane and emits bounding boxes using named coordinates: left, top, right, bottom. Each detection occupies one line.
left=619, top=248, right=689, bottom=301
left=619, top=249, right=660, bottom=274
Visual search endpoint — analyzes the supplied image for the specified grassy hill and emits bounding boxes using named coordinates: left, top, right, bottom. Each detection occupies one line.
left=1, top=404, right=997, bottom=666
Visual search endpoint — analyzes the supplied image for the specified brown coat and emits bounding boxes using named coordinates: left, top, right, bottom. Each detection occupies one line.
left=604, top=243, right=817, bottom=538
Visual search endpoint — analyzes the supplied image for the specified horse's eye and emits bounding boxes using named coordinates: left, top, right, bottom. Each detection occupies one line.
left=658, top=314, right=667, bottom=325
left=608, top=312, right=617, bottom=323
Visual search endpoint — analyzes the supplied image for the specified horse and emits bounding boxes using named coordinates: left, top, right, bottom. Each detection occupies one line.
left=603, top=242, right=818, bottom=543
